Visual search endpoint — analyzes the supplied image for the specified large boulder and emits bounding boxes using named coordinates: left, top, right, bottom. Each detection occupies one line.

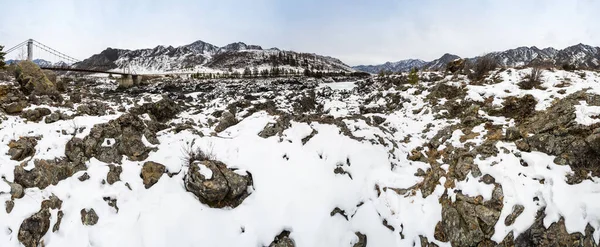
left=184, top=160, right=252, bottom=208
left=214, top=111, right=238, bottom=132
left=15, top=61, right=57, bottom=95
left=18, top=208, right=51, bottom=247
left=446, top=58, right=466, bottom=73
left=141, top=161, right=166, bottom=189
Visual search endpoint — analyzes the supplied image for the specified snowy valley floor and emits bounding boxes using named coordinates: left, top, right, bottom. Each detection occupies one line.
left=1, top=69, right=600, bottom=247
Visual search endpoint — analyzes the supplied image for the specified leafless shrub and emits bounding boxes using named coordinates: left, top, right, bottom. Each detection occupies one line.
left=468, top=55, right=498, bottom=81
left=518, top=67, right=544, bottom=90
left=181, top=140, right=215, bottom=166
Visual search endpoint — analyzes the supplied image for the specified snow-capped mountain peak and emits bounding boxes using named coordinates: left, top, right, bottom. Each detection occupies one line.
left=75, top=40, right=353, bottom=73
left=354, top=43, right=600, bottom=73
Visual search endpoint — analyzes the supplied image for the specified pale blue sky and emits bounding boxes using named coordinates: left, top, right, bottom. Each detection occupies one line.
left=1, top=0, right=599, bottom=65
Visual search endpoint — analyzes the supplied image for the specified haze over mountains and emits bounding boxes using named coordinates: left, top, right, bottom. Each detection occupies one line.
left=354, top=43, right=600, bottom=73
left=74, top=40, right=354, bottom=74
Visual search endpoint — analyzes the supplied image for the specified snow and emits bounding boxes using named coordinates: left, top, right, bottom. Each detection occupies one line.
left=575, top=101, right=600, bottom=126
left=102, top=138, right=116, bottom=147
left=318, top=81, right=357, bottom=91
left=1, top=68, right=600, bottom=246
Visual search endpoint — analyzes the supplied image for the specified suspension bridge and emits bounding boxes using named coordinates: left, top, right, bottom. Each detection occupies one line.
left=4, top=39, right=141, bottom=87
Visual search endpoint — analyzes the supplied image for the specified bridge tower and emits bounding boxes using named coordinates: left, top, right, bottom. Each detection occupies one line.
left=26, top=39, right=33, bottom=61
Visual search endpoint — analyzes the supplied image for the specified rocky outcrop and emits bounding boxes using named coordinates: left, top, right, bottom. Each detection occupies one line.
left=517, top=91, right=600, bottom=172
left=435, top=188, right=503, bottom=246
left=18, top=195, right=63, bottom=247
left=76, top=101, right=110, bottom=116
left=184, top=160, right=252, bottom=208
left=15, top=61, right=57, bottom=95
left=514, top=210, right=597, bottom=247
left=20, top=107, right=51, bottom=122
left=7, top=136, right=38, bottom=161
left=0, top=84, right=28, bottom=114
left=141, top=161, right=166, bottom=189
left=129, top=98, right=181, bottom=122
left=14, top=158, right=86, bottom=189
left=65, top=113, right=158, bottom=164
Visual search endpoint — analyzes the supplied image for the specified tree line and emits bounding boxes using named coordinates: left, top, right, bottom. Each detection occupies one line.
left=190, top=67, right=369, bottom=79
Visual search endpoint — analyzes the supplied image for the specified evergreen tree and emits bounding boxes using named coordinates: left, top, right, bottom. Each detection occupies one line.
left=303, top=69, right=312, bottom=77
left=252, top=67, right=259, bottom=77
left=261, top=69, right=269, bottom=77
left=0, top=45, right=5, bottom=68
left=408, top=68, right=419, bottom=84
left=243, top=67, right=252, bottom=77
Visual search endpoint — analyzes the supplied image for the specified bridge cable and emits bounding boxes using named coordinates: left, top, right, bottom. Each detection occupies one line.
left=4, top=40, right=28, bottom=54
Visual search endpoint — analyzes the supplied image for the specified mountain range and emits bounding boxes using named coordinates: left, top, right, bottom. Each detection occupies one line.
left=74, top=40, right=353, bottom=73
left=6, top=59, right=69, bottom=67
left=354, top=43, right=600, bottom=73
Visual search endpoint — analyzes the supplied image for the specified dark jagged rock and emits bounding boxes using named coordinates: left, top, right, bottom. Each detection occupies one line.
left=515, top=210, right=597, bottom=247
left=4, top=101, right=27, bottom=114
left=78, top=172, right=90, bottom=181
left=76, top=101, right=110, bottom=116
left=52, top=211, right=64, bottom=232
left=505, top=204, right=524, bottom=226
left=65, top=113, right=158, bottom=164
left=80, top=208, right=99, bottom=226
left=353, top=232, right=368, bottom=247
left=106, top=164, right=122, bottom=185
left=519, top=92, right=600, bottom=172
left=184, top=160, right=252, bottom=208
left=7, top=136, right=38, bottom=161
left=129, top=98, right=181, bottom=122
left=44, top=112, right=60, bottom=123
left=5, top=200, right=14, bottom=214
left=141, top=161, right=166, bottom=189
left=215, top=111, right=238, bottom=132
left=18, top=208, right=51, bottom=247
left=14, top=158, right=86, bottom=189
left=268, top=230, right=295, bottom=247
left=20, top=107, right=51, bottom=122
left=505, top=126, right=522, bottom=141
left=435, top=190, right=503, bottom=246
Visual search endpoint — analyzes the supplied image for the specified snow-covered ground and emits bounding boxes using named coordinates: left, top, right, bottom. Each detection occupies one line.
left=1, top=68, right=600, bottom=247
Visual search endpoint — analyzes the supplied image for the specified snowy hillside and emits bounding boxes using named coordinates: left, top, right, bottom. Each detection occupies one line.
left=1, top=66, right=600, bottom=247
left=353, top=59, right=426, bottom=74
left=75, top=40, right=354, bottom=74
left=354, top=43, right=600, bottom=73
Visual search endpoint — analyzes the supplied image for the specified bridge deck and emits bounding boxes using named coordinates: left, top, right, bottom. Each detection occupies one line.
left=40, top=66, right=136, bottom=76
